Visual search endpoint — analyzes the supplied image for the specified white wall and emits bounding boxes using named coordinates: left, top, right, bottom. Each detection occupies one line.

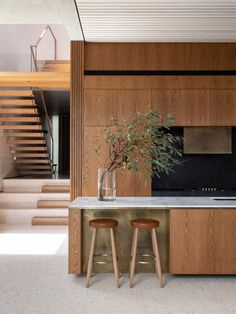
left=0, top=140, right=18, bottom=191
left=0, top=24, right=70, bottom=71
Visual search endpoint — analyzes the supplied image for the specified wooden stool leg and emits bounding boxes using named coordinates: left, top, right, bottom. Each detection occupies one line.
left=151, top=228, right=164, bottom=288
left=129, top=228, right=139, bottom=288
left=86, top=228, right=96, bottom=288
left=110, top=228, right=120, bottom=288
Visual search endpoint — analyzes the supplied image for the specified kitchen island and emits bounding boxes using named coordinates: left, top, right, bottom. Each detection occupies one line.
left=69, top=197, right=236, bottom=275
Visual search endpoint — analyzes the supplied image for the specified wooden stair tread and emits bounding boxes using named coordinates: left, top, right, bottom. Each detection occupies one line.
left=37, top=200, right=70, bottom=208
left=0, top=72, right=70, bottom=89
left=18, top=171, right=52, bottom=174
left=15, top=159, right=50, bottom=164
left=0, top=90, right=34, bottom=97
left=0, top=99, right=35, bottom=106
left=32, top=216, right=68, bottom=226
left=0, top=117, right=40, bottom=122
left=39, top=60, right=70, bottom=64
left=7, top=139, right=46, bottom=144
left=0, top=125, right=42, bottom=130
left=14, top=153, right=49, bottom=157
left=0, top=133, right=45, bottom=137
left=42, top=185, right=70, bottom=193
left=16, top=165, right=51, bottom=169
left=0, top=87, right=52, bottom=177
left=0, top=108, right=38, bottom=114
left=11, top=147, right=47, bottom=151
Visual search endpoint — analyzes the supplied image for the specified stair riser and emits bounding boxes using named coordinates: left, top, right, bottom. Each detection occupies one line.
left=32, top=216, right=68, bottom=226
left=37, top=200, right=70, bottom=208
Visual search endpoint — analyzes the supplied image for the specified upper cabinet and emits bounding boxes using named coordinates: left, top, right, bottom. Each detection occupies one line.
left=180, top=90, right=211, bottom=126
left=151, top=90, right=181, bottom=125
left=151, top=89, right=236, bottom=127
left=210, top=90, right=236, bottom=126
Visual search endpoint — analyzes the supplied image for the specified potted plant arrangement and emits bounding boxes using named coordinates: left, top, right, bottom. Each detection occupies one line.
left=95, top=111, right=182, bottom=201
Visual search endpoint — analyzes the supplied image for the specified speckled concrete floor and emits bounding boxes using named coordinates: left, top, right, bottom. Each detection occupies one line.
left=0, top=224, right=235, bottom=314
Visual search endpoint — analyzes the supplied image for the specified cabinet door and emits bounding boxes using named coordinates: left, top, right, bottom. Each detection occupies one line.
left=214, top=210, right=236, bottom=274
left=151, top=90, right=181, bottom=125
left=210, top=90, right=236, bottom=126
left=84, top=90, right=118, bottom=126
left=170, top=209, right=215, bottom=274
left=180, top=90, right=211, bottom=126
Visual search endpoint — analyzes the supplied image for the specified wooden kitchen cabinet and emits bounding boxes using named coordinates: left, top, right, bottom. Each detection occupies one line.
left=151, top=90, right=181, bottom=125
left=210, top=90, right=236, bottom=126
left=180, top=90, right=211, bottom=126
left=169, top=209, right=215, bottom=274
left=214, top=210, right=236, bottom=274
left=170, top=209, right=236, bottom=274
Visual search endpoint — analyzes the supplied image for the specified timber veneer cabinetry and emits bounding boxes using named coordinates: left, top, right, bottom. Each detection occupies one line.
left=170, top=209, right=236, bottom=274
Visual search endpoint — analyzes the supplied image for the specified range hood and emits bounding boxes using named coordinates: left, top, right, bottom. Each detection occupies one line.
left=184, top=127, right=232, bottom=154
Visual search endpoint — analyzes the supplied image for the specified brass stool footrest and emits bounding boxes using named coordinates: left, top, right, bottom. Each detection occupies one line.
left=93, top=253, right=118, bottom=264
left=136, top=253, right=155, bottom=265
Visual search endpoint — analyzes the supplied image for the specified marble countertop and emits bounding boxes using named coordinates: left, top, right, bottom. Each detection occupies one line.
left=69, top=196, right=236, bottom=210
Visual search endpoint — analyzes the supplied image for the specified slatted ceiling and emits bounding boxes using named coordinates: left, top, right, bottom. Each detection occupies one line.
left=75, top=1, right=236, bottom=42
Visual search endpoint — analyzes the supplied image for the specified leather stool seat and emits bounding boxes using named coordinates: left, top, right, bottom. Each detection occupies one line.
left=89, top=219, right=118, bottom=228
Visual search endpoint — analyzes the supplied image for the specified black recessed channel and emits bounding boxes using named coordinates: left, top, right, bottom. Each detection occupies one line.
left=152, top=128, right=236, bottom=197
left=84, top=70, right=236, bottom=76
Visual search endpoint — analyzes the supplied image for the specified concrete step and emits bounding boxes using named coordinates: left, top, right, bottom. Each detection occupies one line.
left=3, top=179, right=70, bottom=193
left=32, top=216, right=68, bottom=226
left=0, top=193, right=69, bottom=209
left=0, top=209, right=68, bottom=224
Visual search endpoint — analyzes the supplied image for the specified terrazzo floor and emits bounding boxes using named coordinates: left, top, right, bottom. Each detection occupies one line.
left=0, top=224, right=235, bottom=314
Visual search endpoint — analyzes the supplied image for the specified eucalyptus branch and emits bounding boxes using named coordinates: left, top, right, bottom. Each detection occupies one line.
left=96, top=110, right=182, bottom=199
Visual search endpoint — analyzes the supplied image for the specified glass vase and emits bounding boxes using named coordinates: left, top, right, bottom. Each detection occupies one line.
left=97, top=168, right=116, bottom=201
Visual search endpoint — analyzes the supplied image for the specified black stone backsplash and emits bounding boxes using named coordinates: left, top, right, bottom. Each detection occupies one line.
left=152, top=127, right=236, bottom=196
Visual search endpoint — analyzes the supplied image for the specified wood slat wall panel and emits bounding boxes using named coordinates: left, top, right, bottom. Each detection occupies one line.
left=69, top=41, right=84, bottom=275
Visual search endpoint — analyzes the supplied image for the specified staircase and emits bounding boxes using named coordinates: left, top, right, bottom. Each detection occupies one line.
left=0, top=179, right=70, bottom=225
left=37, top=60, right=70, bottom=73
left=0, top=88, right=53, bottom=176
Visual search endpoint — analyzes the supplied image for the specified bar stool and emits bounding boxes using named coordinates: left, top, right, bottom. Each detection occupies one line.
left=129, top=219, right=164, bottom=288
left=86, top=219, right=120, bottom=288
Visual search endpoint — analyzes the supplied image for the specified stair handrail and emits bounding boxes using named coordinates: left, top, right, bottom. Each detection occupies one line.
left=30, top=25, right=57, bottom=72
